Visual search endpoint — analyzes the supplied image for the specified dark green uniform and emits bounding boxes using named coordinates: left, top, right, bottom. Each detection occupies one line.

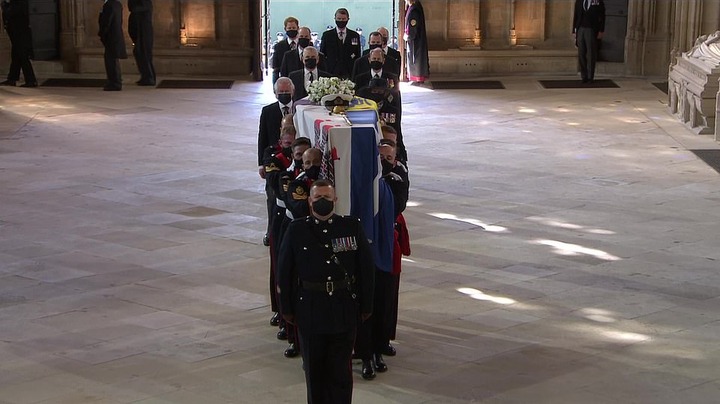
left=277, top=214, right=374, bottom=404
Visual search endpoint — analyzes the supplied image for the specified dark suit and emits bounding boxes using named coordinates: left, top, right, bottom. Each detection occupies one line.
left=351, top=54, right=400, bottom=82
left=289, top=69, right=331, bottom=101
left=353, top=70, right=399, bottom=91
left=277, top=214, right=374, bottom=404
left=573, top=0, right=605, bottom=81
left=280, top=47, right=326, bottom=78
left=1, top=0, right=36, bottom=85
left=272, top=39, right=293, bottom=83
left=98, top=0, right=127, bottom=89
left=320, top=29, right=361, bottom=79
left=128, top=0, right=155, bottom=85
left=356, top=47, right=401, bottom=75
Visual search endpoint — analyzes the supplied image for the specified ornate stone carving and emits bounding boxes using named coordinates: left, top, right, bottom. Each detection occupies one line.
left=668, top=32, right=720, bottom=135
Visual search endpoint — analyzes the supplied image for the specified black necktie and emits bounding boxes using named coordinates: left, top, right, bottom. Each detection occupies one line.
left=584, top=0, right=590, bottom=10
left=282, top=106, right=289, bottom=116
left=339, top=31, right=345, bottom=42
left=290, top=41, right=297, bottom=50
left=308, top=72, right=314, bottom=83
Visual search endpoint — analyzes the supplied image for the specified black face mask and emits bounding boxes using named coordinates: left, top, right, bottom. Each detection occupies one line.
left=381, top=159, right=393, bottom=176
left=369, top=61, right=383, bottom=70
left=304, top=58, right=317, bottom=69
left=294, top=159, right=303, bottom=168
left=312, top=198, right=334, bottom=217
left=277, top=93, right=292, bottom=105
left=286, top=30, right=298, bottom=39
left=368, top=43, right=382, bottom=51
left=297, top=37, right=311, bottom=48
left=305, top=165, right=321, bottom=180
left=335, top=20, right=348, bottom=29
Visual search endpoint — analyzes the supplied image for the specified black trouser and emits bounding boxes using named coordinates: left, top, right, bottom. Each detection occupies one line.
left=298, top=328, right=355, bottom=404
left=104, top=53, right=123, bottom=88
left=355, top=270, right=392, bottom=360
left=7, top=44, right=36, bottom=84
left=577, top=27, right=599, bottom=81
left=130, top=13, right=156, bottom=83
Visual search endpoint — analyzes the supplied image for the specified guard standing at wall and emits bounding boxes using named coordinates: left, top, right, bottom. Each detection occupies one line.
left=1, top=0, right=37, bottom=87
left=403, top=0, right=429, bottom=84
left=98, top=0, right=128, bottom=91
left=573, top=0, right=605, bottom=83
left=128, top=0, right=156, bottom=86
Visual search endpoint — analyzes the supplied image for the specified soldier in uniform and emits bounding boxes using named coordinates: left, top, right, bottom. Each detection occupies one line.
left=356, top=73, right=406, bottom=162
left=277, top=179, right=375, bottom=404
left=263, top=125, right=295, bottom=336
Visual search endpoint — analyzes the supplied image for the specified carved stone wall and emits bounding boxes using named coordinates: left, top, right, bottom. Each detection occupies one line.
left=1, top=0, right=719, bottom=79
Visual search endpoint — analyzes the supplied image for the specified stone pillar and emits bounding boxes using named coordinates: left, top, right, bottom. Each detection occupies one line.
left=509, top=0, right=516, bottom=47
left=58, top=0, right=83, bottom=72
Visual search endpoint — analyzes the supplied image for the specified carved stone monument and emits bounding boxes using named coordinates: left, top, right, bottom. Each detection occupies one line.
left=668, top=31, right=720, bottom=135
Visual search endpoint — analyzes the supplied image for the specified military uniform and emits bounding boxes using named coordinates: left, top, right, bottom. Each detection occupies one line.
left=263, top=143, right=292, bottom=316
left=277, top=214, right=375, bottom=404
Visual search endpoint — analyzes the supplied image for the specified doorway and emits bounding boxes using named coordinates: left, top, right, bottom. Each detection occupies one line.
left=599, top=0, right=628, bottom=63
left=261, top=0, right=399, bottom=79
left=28, top=0, right=59, bottom=60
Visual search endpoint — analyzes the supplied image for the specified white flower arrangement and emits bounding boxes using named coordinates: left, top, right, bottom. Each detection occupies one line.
left=307, top=77, right=355, bottom=103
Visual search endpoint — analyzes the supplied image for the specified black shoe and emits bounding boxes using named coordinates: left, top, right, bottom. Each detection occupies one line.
left=103, top=85, right=122, bottom=91
left=20, top=82, right=38, bottom=88
left=284, top=343, right=298, bottom=358
left=373, top=354, right=387, bottom=372
left=0, top=80, right=16, bottom=86
left=270, top=312, right=280, bottom=326
left=361, top=360, right=376, bottom=380
left=137, top=80, right=156, bottom=86
left=262, top=234, right=270, bottom=246
left=277, top=327, right=288, bottom=340
left=383, top=344, right=397, bottom=356
left=581, top=78, right=589, bottom=83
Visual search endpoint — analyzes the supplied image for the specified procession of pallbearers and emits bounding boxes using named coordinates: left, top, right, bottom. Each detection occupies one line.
left=260, top=10, right=412, bottom=403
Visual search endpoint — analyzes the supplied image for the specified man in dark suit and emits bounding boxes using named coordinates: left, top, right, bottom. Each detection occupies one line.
left=351, top=31, right=400, bottom=81
left=258, top=77, right=295, bottom=247
left=377, top=27, right=402, bottom=70
left=277, top=179, right=374, bottom=404
left=319, top=8, right=361, bottom=79
left=271, top=16, right=298, bottom=84
left=573, top=0, right=605, bottom=83
left=289, top=46, right=330, bottom=101
left=280, top=26, right=326, bottom=78
left=98, top=0, right=128, bottom=91
left=1, top=0, right=37, bottom=87
left=353, top=48, right=399, bottom=91
left=128, top=0, right=155, bottom=86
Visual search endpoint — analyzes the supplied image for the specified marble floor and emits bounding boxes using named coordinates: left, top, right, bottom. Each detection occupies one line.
left=1, top=75, right=720, bottom=404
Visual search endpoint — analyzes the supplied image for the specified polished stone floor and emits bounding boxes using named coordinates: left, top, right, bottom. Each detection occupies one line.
left=1, top=75, right=720, bottom=404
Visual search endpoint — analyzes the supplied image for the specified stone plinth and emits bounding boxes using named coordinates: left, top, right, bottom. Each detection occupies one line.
left=429, top=49, right=577, bottom=76
left=77, top=48, right=253, bottom=77
left=668, top=32, right=720, bottom=135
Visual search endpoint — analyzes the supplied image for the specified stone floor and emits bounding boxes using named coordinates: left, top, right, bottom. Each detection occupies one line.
left=1, top=74, right=720, bottom=404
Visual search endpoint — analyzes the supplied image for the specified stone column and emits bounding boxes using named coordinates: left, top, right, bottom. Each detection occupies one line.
left=58, top=0, right=84, bottom=72
left=509, top=0, right=517, bottom=46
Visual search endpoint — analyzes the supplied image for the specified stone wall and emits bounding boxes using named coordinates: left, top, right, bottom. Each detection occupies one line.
left=1, top=0, right=720, bottom=79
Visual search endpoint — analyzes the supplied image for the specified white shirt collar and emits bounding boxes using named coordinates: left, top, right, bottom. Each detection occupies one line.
left=371, top=68, right=383, bottom=77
